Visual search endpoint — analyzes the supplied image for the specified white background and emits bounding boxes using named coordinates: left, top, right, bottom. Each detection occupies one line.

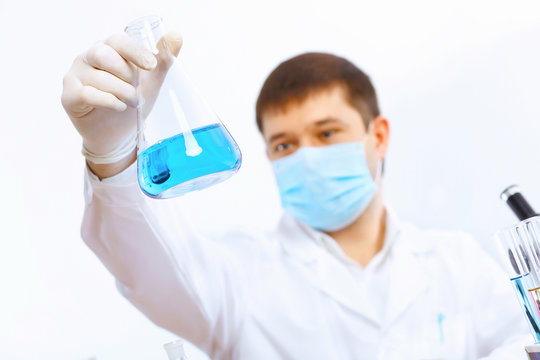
left=1, top=0, right=539, bottom=359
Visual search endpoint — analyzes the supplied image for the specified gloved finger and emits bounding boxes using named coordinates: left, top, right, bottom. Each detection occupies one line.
left=84, top=43, right=137, bottom=84
left=79, top=85, right=128, bottom=112
left=80, top=68, right=138, bottom=108
left=65, top=78, right=128, bottom=114
left=104, top=33, right=157, bottom=71
left=62, top=71, right=98, bottom=117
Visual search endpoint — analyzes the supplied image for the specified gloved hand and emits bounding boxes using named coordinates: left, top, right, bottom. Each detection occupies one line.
left=61, top=32, right=182, bottom=178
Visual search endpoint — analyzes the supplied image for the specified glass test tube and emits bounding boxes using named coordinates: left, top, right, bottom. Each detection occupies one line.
left=496, top=218, right=540, bottom=343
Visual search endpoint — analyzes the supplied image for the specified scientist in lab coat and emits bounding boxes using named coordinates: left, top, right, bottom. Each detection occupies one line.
left=61, top=32, right=530, bottom=359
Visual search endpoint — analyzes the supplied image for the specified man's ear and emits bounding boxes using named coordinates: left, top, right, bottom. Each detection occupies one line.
left=371, top=115, right=390, bottom=159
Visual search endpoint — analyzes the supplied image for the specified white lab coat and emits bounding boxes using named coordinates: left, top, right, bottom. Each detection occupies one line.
left=82, top=163, right=531, bottom=360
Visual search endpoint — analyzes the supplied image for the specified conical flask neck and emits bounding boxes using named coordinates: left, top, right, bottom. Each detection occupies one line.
left=125, top=15, right=164, bottom=55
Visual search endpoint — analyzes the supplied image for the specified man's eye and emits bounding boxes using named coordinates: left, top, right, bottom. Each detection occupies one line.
left=276, top=143, right=290, bottom=152
left=321, top=130, right=335, bottom=138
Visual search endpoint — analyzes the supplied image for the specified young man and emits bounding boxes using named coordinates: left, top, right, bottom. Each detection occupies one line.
left=62, top=32, right=530, bottom=359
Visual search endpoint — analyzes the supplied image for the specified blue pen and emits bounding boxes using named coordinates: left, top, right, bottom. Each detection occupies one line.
left=438, top=313, right=445, bottom=343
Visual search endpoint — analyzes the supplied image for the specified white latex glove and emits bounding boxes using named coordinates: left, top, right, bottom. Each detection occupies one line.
left=61, top=32, right=182, bottom=177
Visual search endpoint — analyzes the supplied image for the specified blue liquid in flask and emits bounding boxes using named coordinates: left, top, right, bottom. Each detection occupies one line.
left=510, top=274, right=540, bottom=342
left=138, top=123, right=242, bottom=198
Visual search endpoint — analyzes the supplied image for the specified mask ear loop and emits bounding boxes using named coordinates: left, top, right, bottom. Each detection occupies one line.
left=374, top=159, right=382, bottom=184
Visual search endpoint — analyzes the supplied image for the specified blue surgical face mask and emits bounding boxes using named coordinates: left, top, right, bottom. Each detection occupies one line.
left=272, top=141, right=378, bottom=232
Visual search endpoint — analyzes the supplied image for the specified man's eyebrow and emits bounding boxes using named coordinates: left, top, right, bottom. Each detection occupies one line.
left=267, top=118, right=347, bottom=143
left=312, top=117, right=347, bottom=127
left=268, top=132, right=287, bottom=143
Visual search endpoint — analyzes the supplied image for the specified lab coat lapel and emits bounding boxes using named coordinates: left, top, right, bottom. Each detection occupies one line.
left=383, top=229, right=429, bottom=329
left=311, top=252, right=380, bottom=325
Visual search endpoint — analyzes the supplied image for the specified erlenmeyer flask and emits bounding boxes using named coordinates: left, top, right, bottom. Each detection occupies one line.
left=125, top=16, right=242, bottom=199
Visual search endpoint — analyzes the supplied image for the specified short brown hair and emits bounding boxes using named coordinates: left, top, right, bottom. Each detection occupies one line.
left=255, top=52, right=380, bottom=133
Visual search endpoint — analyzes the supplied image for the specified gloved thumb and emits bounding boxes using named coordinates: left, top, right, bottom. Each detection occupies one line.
left=163, top=32, right=183, bottom=57
left=154, top=31, right=183, bottom=71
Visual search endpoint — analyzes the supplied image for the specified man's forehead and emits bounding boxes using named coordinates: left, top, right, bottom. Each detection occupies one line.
left=262, top=84, right=347, bottom=117
left=261, top=85, right=361, bottom=136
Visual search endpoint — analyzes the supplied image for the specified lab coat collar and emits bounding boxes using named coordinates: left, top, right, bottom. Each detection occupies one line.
left=277, top=207, right=430, bottom=327
left=275, top=212, right=322, bottom=264
left=277, top=206, right=434, bottom=263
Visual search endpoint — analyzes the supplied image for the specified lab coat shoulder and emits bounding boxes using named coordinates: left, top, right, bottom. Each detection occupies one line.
left=398, top=220, right=494, bottom=282
left=398, top=219, right=476, bottom=254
